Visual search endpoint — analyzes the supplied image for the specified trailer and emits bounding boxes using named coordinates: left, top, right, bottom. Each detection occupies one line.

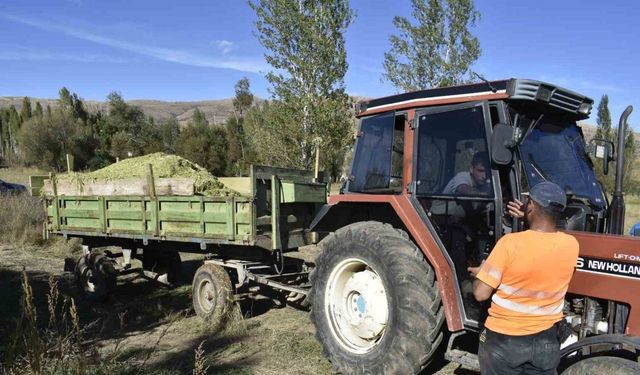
left=36, top=165, right=326, bottom=326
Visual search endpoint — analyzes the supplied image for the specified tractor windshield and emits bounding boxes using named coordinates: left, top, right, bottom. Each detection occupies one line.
left=517, top=116, right=605, bottom=208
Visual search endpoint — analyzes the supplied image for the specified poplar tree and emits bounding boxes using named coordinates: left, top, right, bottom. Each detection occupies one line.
left=383, top=0, right=481, bottom=91
left=20, top=97, right=32, bottom=121
left=595, top=95, right=612, bottom=141
left=249, top=0, right=354, bottom=177
left=227, top=77, right=254, bottom=175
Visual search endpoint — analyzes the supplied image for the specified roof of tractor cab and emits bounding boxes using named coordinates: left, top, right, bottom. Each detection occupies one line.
left=355, top=78, right=594, bottom=120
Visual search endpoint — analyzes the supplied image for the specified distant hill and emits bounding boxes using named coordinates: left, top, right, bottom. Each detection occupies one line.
left=0, top=96, right=262, bottom=126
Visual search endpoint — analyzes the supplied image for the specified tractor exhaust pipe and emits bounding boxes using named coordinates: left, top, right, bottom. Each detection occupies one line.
left=609, top=105, right=633, bottom=235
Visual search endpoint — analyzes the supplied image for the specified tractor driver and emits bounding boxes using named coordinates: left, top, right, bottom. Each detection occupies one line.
left=430, top=151, right=491, bottom=285
left=442, top=151, right=491, bottom=196
left=430, top=151, right=491, bottom=221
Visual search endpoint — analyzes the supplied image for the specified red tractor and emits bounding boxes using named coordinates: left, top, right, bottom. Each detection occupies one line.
left=309, top=79, right=640, bottom=374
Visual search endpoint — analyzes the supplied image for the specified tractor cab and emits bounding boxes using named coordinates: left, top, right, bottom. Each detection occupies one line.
left=345, top=78, right=605, bottom=325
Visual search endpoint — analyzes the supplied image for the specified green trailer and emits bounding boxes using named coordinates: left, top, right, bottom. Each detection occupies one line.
left=36, top=165, right=327, bottom=325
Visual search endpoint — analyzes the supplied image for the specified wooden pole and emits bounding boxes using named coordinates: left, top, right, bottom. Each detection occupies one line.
left=66, top=153, right=74, bottom=173
left=146, top=164, right=156, bottom=198
left=314, top=142, right=320, bottom=182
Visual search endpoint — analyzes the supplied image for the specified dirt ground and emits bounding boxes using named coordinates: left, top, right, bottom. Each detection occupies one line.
left=0, top=243, right=474, bottom=375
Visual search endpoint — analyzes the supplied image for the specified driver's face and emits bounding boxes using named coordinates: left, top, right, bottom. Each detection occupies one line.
left=470, top=164, right=487, bottom=186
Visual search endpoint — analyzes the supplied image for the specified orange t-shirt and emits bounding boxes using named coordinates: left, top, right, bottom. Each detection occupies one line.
left=476, top=230, right=579, bottom=336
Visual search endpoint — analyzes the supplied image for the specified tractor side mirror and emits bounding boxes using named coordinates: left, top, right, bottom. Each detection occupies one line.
left=491, top=123, right=515, bottom=165
left=588, top=139, right=614, bottom=175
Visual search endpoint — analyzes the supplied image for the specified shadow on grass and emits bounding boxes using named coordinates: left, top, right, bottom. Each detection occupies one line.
left=0, top=255, right=268, bottom=374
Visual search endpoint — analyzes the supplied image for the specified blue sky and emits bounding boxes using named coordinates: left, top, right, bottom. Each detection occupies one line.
left=0, top=0, right=637, bottom=127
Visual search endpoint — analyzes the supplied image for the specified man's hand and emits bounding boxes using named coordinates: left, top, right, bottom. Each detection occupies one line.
left=467, top=264, right=482, bottom=278
left=507, top=199, right=525, bottom=219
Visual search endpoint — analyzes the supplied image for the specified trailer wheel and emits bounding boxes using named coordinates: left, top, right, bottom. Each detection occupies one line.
left=75, top=253, right=117, bottom=301
left=143, top=250, right=182, bottom=285
left=562, top=356, right=640, bottom=374
left=192, top=263, right=233, bottom=331
left=310, top=221, right=444, bottom=375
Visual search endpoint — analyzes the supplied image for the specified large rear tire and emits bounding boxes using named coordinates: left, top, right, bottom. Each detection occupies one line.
left=192, top=263, right=233, bottom=331
left=310, top=221, right=445, bottom=375
left=562, top=356, right=640, bottom=374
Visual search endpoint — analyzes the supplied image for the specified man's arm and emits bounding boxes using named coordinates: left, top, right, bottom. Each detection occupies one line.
left=472, top=279, right=494, bottom=302
left=467, top=264, right=495, bottom=302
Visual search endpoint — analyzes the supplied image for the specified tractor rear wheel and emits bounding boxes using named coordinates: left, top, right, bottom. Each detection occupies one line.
left=310, top=221, right=444, bottom=375
left=192, top=263, right=233, bottom=331
left=562, top=356, right=640, bottom=374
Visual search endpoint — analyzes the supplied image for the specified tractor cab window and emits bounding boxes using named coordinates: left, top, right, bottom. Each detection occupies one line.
left=515, top=113, right=605, bottom=209
left=349, top=112, right=404, bottom=193
left=414, top=103, right=496, bottom=323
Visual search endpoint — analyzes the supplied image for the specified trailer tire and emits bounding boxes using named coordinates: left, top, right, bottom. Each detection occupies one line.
left=310, top=221, right=444, bottom=375
left=562, top=356, right=640, bottom=374
left=75, top=253, right=117, bottom=301
left=192, top=263, right=233, bottom=331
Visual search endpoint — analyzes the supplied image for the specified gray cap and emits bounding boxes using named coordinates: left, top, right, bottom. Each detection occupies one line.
left=530, top=181, right=566, bottom=211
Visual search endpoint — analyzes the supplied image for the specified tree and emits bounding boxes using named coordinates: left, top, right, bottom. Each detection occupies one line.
left=158, top=117, right=181, bottom=154
left=383, top=0, right=481, bottom=91
left=233, top=77, right=254, bottom=118
left=176, top=109, right=228, bottom=175
left=623, top=128, right=636, bottom=188
left=250, top=0, right=354, bottom=178
left=20, top=97, right=32, bottom=121
left=593, top=95, right=615, bottom=192
left=34, top=102, right=43, bottom=117
left=18, top=109, right=93, bottom=171
left=595, top=95, right=612, bottom=141
left=59, top=87, right=88, bottom=121
left=226, top=78, right=255, bottom=175
left=97, top=92, right=160, bottom=159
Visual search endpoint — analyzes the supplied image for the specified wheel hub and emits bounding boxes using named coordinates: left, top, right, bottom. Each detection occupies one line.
left=326, top=258, right=390, bottom=353
left=198, top=280, right=216, bottom=312
left=343, top=270, right=388, bottom=339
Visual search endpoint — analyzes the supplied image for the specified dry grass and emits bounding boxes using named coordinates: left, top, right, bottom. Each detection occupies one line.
left=0, top=194, right=46, bottom=246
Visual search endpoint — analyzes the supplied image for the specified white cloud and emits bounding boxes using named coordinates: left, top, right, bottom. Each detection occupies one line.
left=214, top=40, right=235, bottom=55
left=0, top=46, right=134, bottom=63
left=0, top=13, right=268, bottom=74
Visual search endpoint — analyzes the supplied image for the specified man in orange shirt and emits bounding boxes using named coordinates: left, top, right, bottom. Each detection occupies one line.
left=468, top=181, right=579, bottom=375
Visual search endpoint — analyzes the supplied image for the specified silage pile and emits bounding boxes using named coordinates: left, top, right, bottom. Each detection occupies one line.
left=56, top=153, right=239, bottom=196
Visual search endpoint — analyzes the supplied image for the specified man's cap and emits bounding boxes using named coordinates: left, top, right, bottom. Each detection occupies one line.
left=529, top=182, right=566, bottom=211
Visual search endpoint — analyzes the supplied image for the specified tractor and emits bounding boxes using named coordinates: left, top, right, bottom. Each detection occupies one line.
left=309, top=78, right=640, bottom=374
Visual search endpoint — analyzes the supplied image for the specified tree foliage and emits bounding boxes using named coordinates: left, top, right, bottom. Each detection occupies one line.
left=250, top=0, right=354, bottom=178
left=17, top=90, right=97, bottom=171
left=226, top=78, right=256, bottom=176
left=595, top=95, right=612, bottom=141
left=176, top=109, right=228, bottom=175
left=233, top=77, right=254, bottom=117
left=592, top=95, right=637, bottom=194
left=383, top=0, right=481, bottom=91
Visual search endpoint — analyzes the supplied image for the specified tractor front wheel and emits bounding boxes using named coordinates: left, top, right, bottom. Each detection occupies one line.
left=310, top=221, right=444, bottom=375
left=562, top=356, right=640, bottom=374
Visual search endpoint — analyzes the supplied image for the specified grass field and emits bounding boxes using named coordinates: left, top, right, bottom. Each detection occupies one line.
left=0, top=166, right=47, bottom=186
